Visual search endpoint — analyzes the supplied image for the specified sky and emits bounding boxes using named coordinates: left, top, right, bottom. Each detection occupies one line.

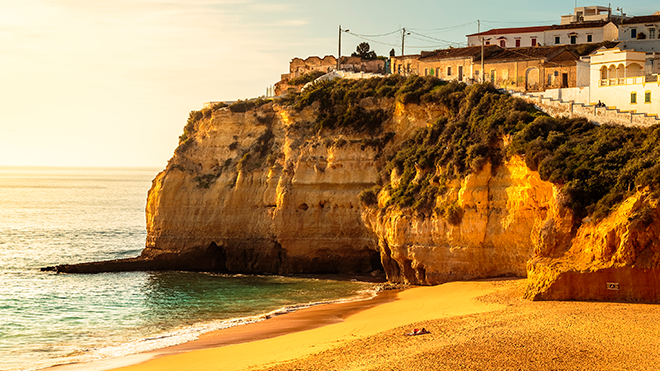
left=1, top=0, right=657, bottom=168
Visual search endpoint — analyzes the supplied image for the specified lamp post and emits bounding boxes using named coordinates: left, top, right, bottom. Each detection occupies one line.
left=338, top=25, right=350, bottom=71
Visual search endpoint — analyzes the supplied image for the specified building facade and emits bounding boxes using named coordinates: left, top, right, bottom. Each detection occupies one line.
left=467, top=26, right=549, bottom=48
left=391, top=45, right=580, bottom=92
left=589, top=47, right=660, bottom=115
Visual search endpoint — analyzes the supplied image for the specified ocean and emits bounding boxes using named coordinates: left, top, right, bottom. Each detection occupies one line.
left=0, top=167, right=376, bottom=371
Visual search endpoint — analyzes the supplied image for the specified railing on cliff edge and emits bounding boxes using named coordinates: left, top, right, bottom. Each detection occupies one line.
left=505, top=89, right=660, bottom=128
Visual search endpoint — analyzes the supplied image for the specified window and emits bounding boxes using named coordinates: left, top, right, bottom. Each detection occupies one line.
left=587, top=34, right=593, bottom=42
left=631, top=92, right=637, bottom=104
left=646, top=91, right=652, bottom=103
left=555, top=36, right=561, bottom=44
left=485, top=40, right=490, bottom=45
left=631, top=28, right=637, bottom=38
left=499, top=39, right=506, bottom=47
left=531, top=38, right=537, bottom=46
left=650, top=28, right=656, bottom=39
left=447, top=66, right=452, bottom=76
left=570, top=35, right=577, bottom=44
left=515, top=39, right=521, bottom=47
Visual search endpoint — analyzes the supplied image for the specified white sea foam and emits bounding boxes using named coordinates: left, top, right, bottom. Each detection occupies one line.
left=23, top=287, right=378, bottom=371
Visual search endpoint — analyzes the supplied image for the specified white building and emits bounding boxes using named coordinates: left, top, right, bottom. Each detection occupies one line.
left=466, top=26, right=549, bottom=48
left=559, top=6, right=619, bottom=25
left=616, top=14, right=660, bottom=53
left=589, top=47, right=659, bottom=115
left=544, top=21, right=619, bottom=46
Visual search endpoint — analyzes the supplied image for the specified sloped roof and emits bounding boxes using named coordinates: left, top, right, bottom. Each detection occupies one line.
left=419, top=45, right=502, bottom=61
left=466, top=26, right=550, bottom=37
left=546, top=20, right=612, bottom=31
left=486, top=45, right=577, bottom=62
left=622, top=15, right=660, bottom=25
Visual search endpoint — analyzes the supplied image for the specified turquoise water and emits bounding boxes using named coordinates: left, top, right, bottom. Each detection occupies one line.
left=0, top=167, right=375, bottom=371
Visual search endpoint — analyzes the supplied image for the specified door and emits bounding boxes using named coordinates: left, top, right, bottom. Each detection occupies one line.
left=562, top=73, right=568, bottom=88
left=458, top=66, right=463, bottom=82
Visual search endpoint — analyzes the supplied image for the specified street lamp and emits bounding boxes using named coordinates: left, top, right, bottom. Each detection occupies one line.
left=338, top=26, right=350, bottom=71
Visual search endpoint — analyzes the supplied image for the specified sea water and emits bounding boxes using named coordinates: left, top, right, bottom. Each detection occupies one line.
left=0, top=167, right=376, bottom=371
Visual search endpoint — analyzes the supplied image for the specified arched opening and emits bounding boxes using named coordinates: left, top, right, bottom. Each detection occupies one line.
left=600, top=65, right=608, bottom=80
left=526, top=67, right=540, bottom=91
left=608, top=65, right=616, bottom=82
left=627, top=63, right=644, bottom=77
left=616, top=63, right=625, bottom=79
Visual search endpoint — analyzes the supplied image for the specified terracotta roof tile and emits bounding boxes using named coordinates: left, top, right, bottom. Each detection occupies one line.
left=546, top=20, right=612, bottom=31
left=466, top=26, right=550, bottom=37
left=419, top=45, right=502, bottom=61
left=622, top=15, right=660, bottom=24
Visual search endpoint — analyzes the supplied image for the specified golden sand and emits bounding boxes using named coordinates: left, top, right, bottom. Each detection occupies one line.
left=50, top=279, right=660, bottom=371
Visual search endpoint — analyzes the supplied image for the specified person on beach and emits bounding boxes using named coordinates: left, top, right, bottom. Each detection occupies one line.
left=406, top=328, right=430, bottom=336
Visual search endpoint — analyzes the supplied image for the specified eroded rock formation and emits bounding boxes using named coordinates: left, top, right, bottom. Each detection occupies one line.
left=139, top=99, right=442, bottom=275
left=47, top=82, right=660, bottom=302
left=526, top=190, right=660, bottom=302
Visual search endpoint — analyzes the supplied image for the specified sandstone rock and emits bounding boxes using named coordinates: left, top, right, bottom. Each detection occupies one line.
left=364, top=157, right=558, bottom=285
left=526, top=190, right=660, bottom=302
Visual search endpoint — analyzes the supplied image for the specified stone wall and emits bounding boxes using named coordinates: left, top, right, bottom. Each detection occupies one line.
left=511, top=90, right=660, bottom=127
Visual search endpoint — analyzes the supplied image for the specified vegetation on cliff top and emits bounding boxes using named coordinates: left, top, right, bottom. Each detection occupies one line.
left=279, top=75, right=448, bottom=135
left=175, top=75, right=660, bottom=221
left=340, top=78, right=660, bottom=222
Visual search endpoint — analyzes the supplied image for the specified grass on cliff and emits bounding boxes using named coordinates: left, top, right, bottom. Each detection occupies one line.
left=279, top=75, right=448, bottom=135
left=369, top=80, right=660, bottom=222
left=176, top=76, right=660, bottom=221
left=287, top=70, right=325, bottom=86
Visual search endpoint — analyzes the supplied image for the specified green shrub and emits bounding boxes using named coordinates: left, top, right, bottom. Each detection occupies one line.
left=194, top=173, right=220, bottom=189
left=288, top=70, right=325, bottom=86
left=229, top=98, right=272, bottom=113
left=359, top=186, right=381, bottom=207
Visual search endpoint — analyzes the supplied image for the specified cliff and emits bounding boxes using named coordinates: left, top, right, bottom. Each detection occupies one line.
left=363, top=157, right=556, bottom=285
left=526, top=189, right=660, bottom=302
left=139, top=96, right=446, bottom=275
left=48, top=77, right=660, bottom=302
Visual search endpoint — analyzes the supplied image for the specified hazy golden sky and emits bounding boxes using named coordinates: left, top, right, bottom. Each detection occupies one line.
left=1, top=0, right=656, bottom=167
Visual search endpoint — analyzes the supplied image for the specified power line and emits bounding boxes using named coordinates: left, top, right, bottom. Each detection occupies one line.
left=406, top=35, right=464, bottom=48
left=481, top=19, right=555, bottom=24
left=349, top=29, right=403, bottom=38
left=344, top=31, right=400, bottom=48
left=408, top=30, right=463, bottom=46
left=407, top=21, right=478, bottom=32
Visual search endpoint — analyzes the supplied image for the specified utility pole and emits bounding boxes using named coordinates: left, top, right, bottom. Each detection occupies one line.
left=481, top=37, right=485, bottom=83
left=401, top=27, right=410, bottom=56
left=479, top=20, right=485, bottom=83
left=338, top=25, right=349, bottom=71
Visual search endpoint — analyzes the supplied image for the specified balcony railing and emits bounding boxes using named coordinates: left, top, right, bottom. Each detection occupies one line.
left=599, top=75, right=659, bottom=86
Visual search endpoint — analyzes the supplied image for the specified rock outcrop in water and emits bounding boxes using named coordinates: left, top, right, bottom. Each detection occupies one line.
left=48, top=77, right=660, bottom=302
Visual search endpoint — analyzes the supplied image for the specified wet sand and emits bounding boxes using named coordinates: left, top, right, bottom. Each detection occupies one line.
left=50, top=279, right=660, bottom=370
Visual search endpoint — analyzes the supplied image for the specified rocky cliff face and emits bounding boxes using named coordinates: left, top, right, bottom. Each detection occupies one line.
left=140, top=99, right=441, bottom=275
left=47, top=79, right=660, bottom=302
left=363, top=157, right=556, bottom=285
left=526, top=190, right=660, bottom=302
left=140, top=98, right=660, bottom=302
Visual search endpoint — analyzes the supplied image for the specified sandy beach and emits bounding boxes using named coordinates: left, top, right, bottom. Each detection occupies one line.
left=51, top=278, right=660, bottom=371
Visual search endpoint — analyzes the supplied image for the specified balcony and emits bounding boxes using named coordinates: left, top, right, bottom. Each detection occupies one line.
left=599, top=75, right=659, bottom=86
